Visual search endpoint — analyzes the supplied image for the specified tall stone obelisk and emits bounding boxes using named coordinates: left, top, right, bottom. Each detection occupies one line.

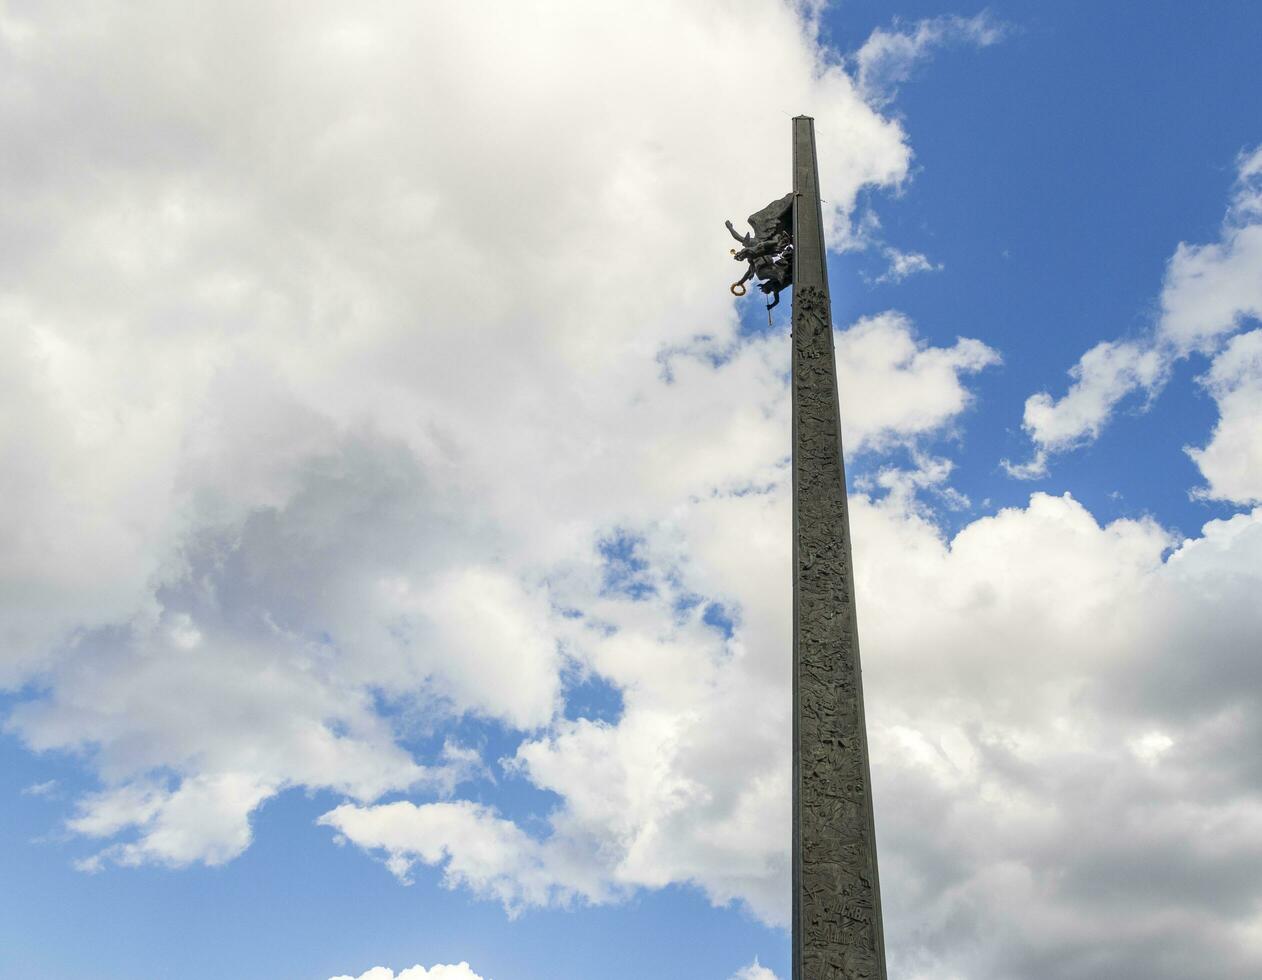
left=791, top=116, right=888, bottom=980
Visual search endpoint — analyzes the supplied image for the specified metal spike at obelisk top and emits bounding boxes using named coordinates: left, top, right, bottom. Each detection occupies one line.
left=789, top=116, right=888, bottom=980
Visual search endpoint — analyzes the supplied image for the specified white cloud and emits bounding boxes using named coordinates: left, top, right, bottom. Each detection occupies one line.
left=1188, top=328, right=1262, bottom=503
left=1003, top=338, right=1166, bottom=477
left=859, top=452, right=972, bottom=512
left=410, top=568, right=563, bottom=730
left=730, top=959, right=781, bottom=980
left=0, top=0, right=981, bottom=878
left=837, top=313, right=1000, bottom=451
left=320, top=799, right=612, bottom=913
left=850, top=494, right=1262, bottom=980
left=70, top=773, right=275, bottom=870
left=1009, top=145, right=1262, bottom=477
left=329, top=964, right=485, bottom=980
left=0, top=0, right=912, bottom=688
left=874, top=246, right=943, bottom=284
left=321, top=480, right=1262, bottom=978
left=1160, top=146, right=1262, bottom=354
left=854, top=13, right=1007, bottom=106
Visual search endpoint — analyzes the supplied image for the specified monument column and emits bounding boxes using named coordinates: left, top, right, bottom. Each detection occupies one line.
left=791, top=115, right=888, bottom=980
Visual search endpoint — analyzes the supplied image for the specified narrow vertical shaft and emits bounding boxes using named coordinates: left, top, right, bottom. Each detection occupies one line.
left=791, top=115, right=887, bottom=980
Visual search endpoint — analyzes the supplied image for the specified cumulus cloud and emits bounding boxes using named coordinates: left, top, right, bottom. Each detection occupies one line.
left=852, top=493, right=1262, bottom=980
left=1188, top=328, right=1262, bottom=503
left=730, top=959, right=781, bottom=980
left=69, top=772, right=275, bottom=870
left=873, top=246, right=943, bottom=284
left=329, top=964, right=484, bottom=980
left=1002, top=339, right=1166, bottom=478
left=854, top=12, right=1007, bottom=106
left=318, top=315, right=1001, bottom=927
left=321, top=798, right=612, bottom=913
left=837, top=313, right=999, bottom=451
left=1161, top=146, right=1262, bottom=353
left=322, top=478, right=1262, bottom=978
left=1008, top=145, right=1262, bottom=478
left=0, top=0, right=936, bottom=876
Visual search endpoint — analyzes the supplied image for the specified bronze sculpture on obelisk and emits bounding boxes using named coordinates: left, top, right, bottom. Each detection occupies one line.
left=727, top=115, right=888, bottom=980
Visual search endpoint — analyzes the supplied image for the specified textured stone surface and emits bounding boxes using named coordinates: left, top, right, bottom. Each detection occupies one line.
left=791, top=117, right=888, bottom=980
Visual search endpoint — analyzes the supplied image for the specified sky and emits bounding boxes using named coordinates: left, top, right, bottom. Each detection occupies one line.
left=2, top=2, right=1262, bottom=979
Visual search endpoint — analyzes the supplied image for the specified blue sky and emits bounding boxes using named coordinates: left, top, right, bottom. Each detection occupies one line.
left=3, top=4, right=1262, bottom=980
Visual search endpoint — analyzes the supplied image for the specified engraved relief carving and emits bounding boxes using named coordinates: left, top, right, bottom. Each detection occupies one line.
left=794, top=283, right=884, bottom=979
